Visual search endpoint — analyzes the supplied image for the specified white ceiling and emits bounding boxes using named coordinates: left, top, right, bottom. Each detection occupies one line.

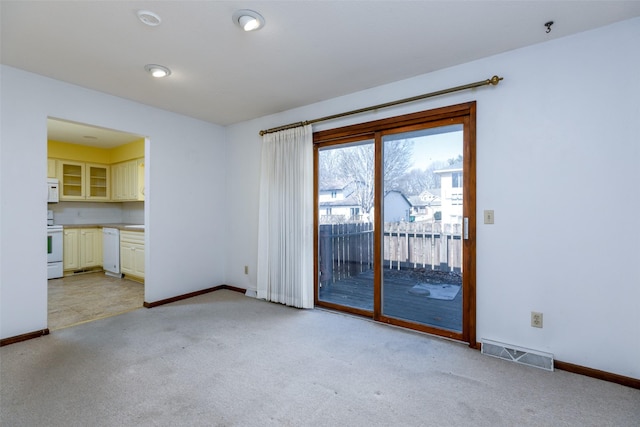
left=3, top=0, right=640, bottom=133
left=47, top=118, right=143, bottom=147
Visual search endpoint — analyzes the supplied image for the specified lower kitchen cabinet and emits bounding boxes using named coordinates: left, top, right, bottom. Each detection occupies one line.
left=120, top=231, right=145, bottom=280
left=63, top=229, right=79, bottom=271
left=63, top=228, right=103, bottom=272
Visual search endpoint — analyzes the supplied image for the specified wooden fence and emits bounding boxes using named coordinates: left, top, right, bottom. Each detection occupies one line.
left=318, top=221, right=462, bottom=284
left=318, top=222, right=373, bottom=283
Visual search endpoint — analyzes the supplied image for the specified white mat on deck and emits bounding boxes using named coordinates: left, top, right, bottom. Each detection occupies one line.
left=408, top=283, right=460, bottom=300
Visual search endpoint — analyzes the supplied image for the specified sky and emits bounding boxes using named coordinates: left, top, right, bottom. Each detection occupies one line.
left=405, top=130, right=463, bottom=171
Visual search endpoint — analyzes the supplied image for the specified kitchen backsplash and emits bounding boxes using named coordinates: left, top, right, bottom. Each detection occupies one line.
left=49, top=201, right=144, bottom=225
left=121, top=202, right=145, bottom=224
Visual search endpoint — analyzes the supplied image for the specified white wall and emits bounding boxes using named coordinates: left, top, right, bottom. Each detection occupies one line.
left=226, top=18, right=640, bottom=379
left=48, top=202, right=140, bottom=225
left=0, top=65, right=227, bottom=339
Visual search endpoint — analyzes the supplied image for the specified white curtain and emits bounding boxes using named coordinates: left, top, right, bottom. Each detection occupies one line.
left=257, top=125, right=314, bottom=308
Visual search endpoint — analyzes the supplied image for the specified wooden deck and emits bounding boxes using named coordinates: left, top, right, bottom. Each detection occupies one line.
left=318, top=268, right=462, bottom=332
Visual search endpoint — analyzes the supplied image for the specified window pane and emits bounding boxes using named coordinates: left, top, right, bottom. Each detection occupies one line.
left=317, top=140, right=374, bottom=311
left=381, top=125, right=463, bottom=332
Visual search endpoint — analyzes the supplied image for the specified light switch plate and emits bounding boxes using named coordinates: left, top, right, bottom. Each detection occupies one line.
left=484, top=210, right=495, bottom=224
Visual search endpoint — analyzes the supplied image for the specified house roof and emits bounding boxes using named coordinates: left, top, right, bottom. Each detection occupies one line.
left=319, top=194, right=361, bottom=208
left=384, top=190, right=412, bottom=206
left=434, top=162, right=463, bottom=174
left=320, top=189, right=414, bottom=208
left=318, top=180, right=350, bottom=192
left=2, top=2, right=639, bottom=127
left=408, top=191, right=442, bottom=208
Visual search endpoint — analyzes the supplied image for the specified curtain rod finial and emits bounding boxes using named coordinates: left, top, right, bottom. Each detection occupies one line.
left=489, top=75, right=503, bottom=86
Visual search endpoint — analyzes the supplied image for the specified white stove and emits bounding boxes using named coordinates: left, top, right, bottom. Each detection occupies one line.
left=47, top=210, right=63, bottom=279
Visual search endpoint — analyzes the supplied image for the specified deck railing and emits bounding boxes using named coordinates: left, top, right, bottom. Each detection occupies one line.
left=319, top=221, right=462, bottom=284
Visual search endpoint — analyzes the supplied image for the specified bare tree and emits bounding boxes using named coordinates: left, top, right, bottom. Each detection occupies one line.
left=423, top=160, right=446, bottom=189
left=383, top=139, right=413, bottom=190
left=394, top=169, right=431, bottom=195
left=447, top=154, right=463, bottom=166
left=318, top=148, right=342, bottom=186
left=337, top=144, right=375, bottom=213
left=328, top=140, right=413, bottom=214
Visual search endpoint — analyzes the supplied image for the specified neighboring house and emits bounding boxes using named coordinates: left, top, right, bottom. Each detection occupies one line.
left=318, top=180, right=361, bottom=222
left=317, top=180, right=353, bottom=203
left=383, top=190, right=412, bottom=222
left=408, top=189, right=441, bottom=222
left=434, top=162, right=463, bottom=225
left=318, top=183, right=413, bottom=223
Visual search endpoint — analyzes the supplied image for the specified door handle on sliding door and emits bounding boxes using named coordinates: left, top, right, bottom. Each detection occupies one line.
left=464, top=217, right=469, bottom=240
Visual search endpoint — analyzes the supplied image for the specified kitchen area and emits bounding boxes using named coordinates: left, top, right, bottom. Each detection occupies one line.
left=47, top=118, right=146, bottom=330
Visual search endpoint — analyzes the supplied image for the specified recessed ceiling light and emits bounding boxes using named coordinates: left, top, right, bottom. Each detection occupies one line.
left=144, top=64, right=171, bottom=78
left=232, top=9, right=265, bottom=32
left=137, top=10, right=161, bottom=26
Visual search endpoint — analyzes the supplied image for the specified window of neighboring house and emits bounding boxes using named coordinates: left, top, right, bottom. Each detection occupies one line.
left=452, top=172, right=463, bottom=188
left=325, top=208, right=332, bottom=215
left=452, top=171, right=463, bottom=205
left=331, top=191, right=337, bottom=198
left=350, top=207, right=360, bottom=217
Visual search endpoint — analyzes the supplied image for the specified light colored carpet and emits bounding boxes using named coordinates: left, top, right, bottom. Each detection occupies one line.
left=1, top=290, right=638, bottom=426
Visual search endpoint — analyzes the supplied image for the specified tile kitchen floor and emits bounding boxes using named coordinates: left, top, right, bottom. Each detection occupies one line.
left=48, top=272, right=144, bottom=331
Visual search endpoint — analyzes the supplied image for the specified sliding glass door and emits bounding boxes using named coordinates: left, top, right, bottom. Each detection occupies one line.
left=317, top=138, right=375, bottom=315
left=381, top=125, right=464, bottom=332
left=314, top=103, right=476, bottom=345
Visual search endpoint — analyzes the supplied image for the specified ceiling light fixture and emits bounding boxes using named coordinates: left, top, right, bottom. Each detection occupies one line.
left=232, top=9, right=265, bottom=32
left=137, top=10, right=162, bottom=26
left=144, top=64, right=171, bottom=78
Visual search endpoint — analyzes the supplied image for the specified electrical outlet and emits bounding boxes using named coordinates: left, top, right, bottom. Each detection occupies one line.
left=531, top=311, right=543, bottom=328
left=244, top=265, right=249, bottom=275
left=484, top=210, right=494, bottom=224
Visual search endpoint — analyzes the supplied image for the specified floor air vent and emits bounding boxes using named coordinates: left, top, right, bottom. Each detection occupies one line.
left=481, top=339, right=554, bottom=371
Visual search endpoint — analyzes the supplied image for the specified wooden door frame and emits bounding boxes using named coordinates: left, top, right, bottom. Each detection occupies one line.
left=314, top=102, right=477, bottom=348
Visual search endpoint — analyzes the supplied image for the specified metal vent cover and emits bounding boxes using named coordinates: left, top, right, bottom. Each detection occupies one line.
left=481, top=339, right=554, bottom=371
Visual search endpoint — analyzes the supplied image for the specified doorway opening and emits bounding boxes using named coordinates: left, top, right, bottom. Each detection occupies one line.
left=314, top=103, right=476, bottom=345
left=47, top=118, right=147, bottom=330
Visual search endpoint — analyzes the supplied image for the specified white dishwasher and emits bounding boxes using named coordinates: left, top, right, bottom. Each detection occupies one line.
left=103, top=228, right=122, bottom=278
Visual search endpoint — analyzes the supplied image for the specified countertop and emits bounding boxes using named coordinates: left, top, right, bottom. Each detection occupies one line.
left=57, top=223, right=145, bottom=232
